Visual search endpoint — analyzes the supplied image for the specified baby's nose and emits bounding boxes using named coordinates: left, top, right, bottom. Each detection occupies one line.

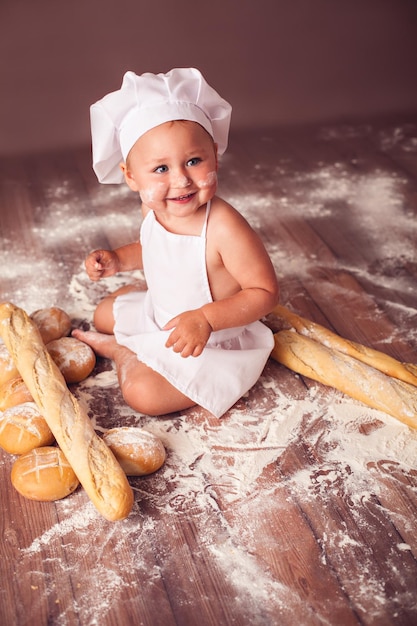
left=172, top=172, right=191, bottom=187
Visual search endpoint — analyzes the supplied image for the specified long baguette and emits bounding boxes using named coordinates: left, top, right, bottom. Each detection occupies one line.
left=0, top=302, right=133, bottom=521
left=272, top=305, right=417, bottom=387
left=271, top=329, right=417, bottom=429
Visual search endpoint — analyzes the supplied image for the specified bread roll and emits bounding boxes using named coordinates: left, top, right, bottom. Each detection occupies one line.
left=11, top=446, right=79, bottom=501
left=0, top=302, right=133, bottom=521
left=271, top=330, right=417, bottom=429
left=0, top=401, right=55, bottom=454
left=0, top=342, right=19, bottom=387
left=47, top=337, right=96, bottom=384
left=272, top=305, right=417, bottom=387
left=0, top=376, right=33, bottom=411
left=30, top=307, right=72, bottom=344
left=102, top=427, right=166, bottom=476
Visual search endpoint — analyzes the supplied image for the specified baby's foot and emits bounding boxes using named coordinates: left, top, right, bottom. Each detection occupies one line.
left=72, top=329, right=118, bottom=360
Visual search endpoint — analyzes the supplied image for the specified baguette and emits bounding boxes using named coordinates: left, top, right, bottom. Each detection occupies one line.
left=271, top=330, right=417, bottom=429
left=0, top=302, right=133, bottom=520
left=272, top=305, right=417, bottom=387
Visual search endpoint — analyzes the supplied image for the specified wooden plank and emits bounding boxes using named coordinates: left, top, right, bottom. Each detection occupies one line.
left=274, top=413, right=417, bottom=624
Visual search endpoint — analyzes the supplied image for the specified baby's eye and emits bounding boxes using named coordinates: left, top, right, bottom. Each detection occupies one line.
left=154, top=165, right=168, bottom=174
left=186, top=157, right=202, bottom=167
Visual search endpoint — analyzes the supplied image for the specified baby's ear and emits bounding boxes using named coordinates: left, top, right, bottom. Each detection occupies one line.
left=120, top=162, right=139, bottom=191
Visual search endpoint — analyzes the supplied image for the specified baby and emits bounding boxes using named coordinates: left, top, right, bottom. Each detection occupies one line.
left=73, top=68, right=279, bottom=417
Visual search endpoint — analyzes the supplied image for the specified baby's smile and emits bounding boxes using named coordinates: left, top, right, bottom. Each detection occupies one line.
left=167, top=191, right=196, bottom=202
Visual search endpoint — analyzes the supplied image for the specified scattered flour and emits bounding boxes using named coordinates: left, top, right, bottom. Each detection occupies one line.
left=1, top=122, right=417, bottom=625
left=10, top=342, right=417, bottom=624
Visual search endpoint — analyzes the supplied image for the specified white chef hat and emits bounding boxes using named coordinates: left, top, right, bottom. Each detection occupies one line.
left=90, top=67, right=232, bottom=184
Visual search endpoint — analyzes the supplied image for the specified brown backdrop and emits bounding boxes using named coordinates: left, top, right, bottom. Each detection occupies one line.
left=1, top=0, right=416, bottom=155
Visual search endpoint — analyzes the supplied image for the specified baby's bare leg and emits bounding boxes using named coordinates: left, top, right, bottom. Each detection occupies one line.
left=93, top=284, right=139, bottom=334
left=72, top=329, right=195, bottom=416
left=118, top=351, right=196, bottom=415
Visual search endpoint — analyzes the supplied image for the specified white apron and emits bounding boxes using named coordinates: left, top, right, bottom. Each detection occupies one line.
left=113, top=202, right=274, bottom=417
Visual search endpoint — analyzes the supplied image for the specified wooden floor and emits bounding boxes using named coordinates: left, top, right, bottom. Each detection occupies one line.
left=1, top=116, right=417, bottom=626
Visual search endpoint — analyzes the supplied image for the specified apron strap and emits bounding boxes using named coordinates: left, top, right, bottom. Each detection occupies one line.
left=200, top=200, right=211, bottom=238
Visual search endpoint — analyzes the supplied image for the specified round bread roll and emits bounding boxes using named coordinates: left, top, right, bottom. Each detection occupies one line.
left=0, top=342, right=19, bottom=387
left=30, top=307, right=72, bottom=344
left=102, top=427, right=166, bottom=476
left=11, top=446, right=80, bottom=501
left=47, top=336, right=96, bottom=384
left=0, top=402, right=55, bottom=455
left=0, top=376, right=33, bottom=411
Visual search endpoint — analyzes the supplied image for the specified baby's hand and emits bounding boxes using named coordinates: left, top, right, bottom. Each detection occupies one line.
left=85, top=249, right=119, bottom=281
left=164, top=310, right=212, bottom=358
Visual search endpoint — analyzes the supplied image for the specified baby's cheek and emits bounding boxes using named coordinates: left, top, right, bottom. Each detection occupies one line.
left=197, top=171, right=217, bottom=190
left=139, top=183, right=167, bottom=205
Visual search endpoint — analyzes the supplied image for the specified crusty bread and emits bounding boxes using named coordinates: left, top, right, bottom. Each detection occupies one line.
left=272, top=305, right=417, bottom=387
left=47, top=336, right=96, bottom=384
left=102, top=427, right=166, bottom=476
left=271, top=330, right=417, bottom=429
left=0, top=401, right=55, bottom=454
left=0, top=342, right=19, bottom=387
left=11, top=446, right=79, bottom=501
left=0, top=302, right=133, bottom=521
left=30, top=307, right=72, bottom=344
left=0, top=376, right=33, bottom=411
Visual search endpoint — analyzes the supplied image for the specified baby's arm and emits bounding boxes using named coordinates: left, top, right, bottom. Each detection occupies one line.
left=85, top=242, right=143, bottom=281
left=203, top=205, right=279, bottom=329
left=164, top=201, right=279, bottom=357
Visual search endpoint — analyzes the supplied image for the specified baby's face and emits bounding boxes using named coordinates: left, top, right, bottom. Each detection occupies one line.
left=122, top=121, right=218, bottom=220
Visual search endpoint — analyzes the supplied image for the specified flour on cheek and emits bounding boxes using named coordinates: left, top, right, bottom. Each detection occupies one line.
left=139, top=182, right=167, bottom=206
left=197, top=171, right=217, bottom=189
